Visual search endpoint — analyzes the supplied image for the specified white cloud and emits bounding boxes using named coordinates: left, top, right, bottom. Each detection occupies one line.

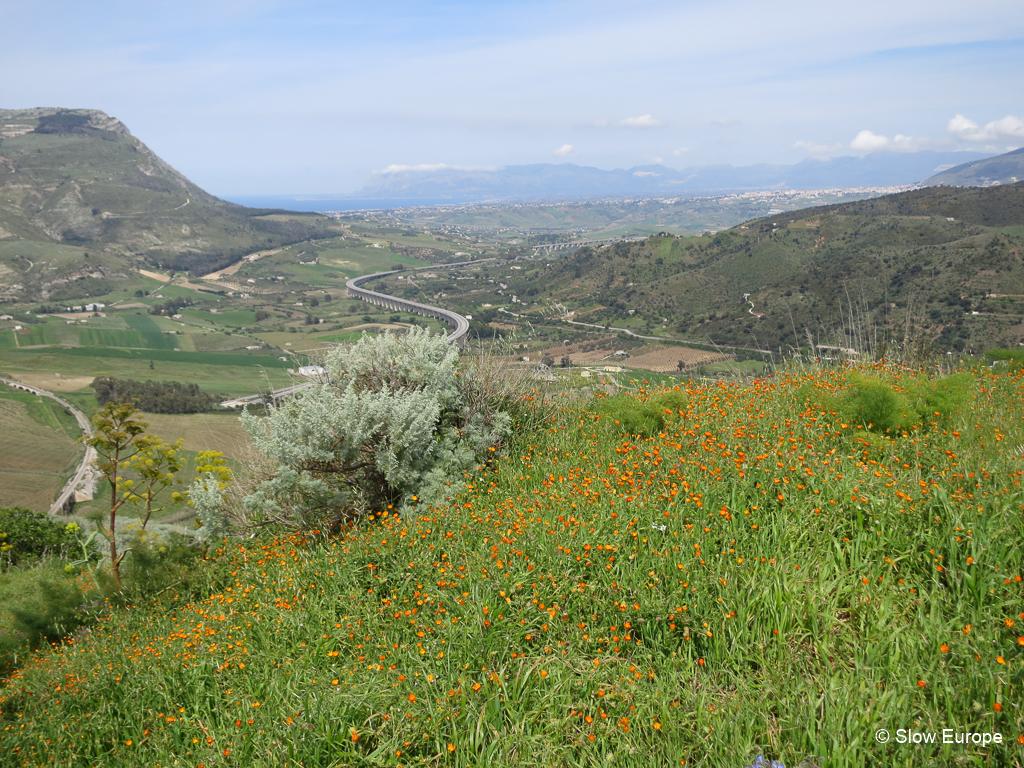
left=850, top=130, right=890, bottom=152
left=947, top=114, right=1024, bottom=143
left=671, top=147, right=690, bottom=156
left=849, top=130, right=934, bottom=152
left=553, top=144, right=574, bottom=157
left=616, top=114, right=663, bottom=128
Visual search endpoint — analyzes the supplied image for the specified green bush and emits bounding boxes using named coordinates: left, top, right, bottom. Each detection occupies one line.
left=839, top=373, right=916, bottom=433
left=0, top=527, right=213, bottom=676
left=0, top=507, right=78, bottom=566
left=589, top=388, right=689, bottom=437
left=116, top=527, right=212, bottom=600
left=823, top=370, right=975, bottom=435
left=984, top=347, right=1024, bottom=365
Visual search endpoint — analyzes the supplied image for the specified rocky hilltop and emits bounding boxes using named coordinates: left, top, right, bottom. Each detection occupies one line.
left=0, top=108, right=332, bottom=299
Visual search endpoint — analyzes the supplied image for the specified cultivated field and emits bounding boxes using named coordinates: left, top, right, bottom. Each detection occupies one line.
left=0, top=349, right=294, bottom=398
left=6, top=373, right=95, bottom=393
left=140, top=412, right=253, bottom=459
left=0, top=398, right=82, bottom=509
left=624, top=344, right=733, bottom=372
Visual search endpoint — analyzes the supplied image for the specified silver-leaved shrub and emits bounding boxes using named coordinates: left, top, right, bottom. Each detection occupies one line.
left=229, top=328, right=530, bottom=530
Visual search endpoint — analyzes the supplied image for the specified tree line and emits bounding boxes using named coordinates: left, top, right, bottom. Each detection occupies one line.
left=91, top=377, right=223, bottom=414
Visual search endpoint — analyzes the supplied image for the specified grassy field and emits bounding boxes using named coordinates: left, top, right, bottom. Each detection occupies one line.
left=0, top=348, right=294, bottom=399
left=139, top=412, right=253, bottom=459
left=0, top=388, right=83, bottom=510
left=1, top=361, right=1022, bottom=766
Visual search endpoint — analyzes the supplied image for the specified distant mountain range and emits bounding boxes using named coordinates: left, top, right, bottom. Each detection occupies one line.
left=351, top=151, right=997, bottom=204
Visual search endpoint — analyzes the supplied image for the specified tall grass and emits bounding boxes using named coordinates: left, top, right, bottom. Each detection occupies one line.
left=0, top=361, right=1021, bottom=767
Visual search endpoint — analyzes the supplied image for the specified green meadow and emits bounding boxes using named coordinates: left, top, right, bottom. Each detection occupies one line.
left=0, top=361, right=1022, bottom=767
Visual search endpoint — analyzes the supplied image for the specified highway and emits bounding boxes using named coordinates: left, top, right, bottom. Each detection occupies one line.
left=0, top=376, right=98, bottom=515
left=222, top=262, right=478, bottom=408
left=346, top=263, right=477, bottom=347
left=219, top=381, right=313, bottom=409
left=532, top=236, right=647, bottom=254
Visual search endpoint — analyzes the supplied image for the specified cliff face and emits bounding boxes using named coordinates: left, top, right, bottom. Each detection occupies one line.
left=0, top=108, right=333, bottom=299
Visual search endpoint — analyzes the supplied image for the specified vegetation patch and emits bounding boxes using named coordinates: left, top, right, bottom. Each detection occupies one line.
left=1, top=362, right=1021, bottom=766
left=92, top=377, right=225, bottom=414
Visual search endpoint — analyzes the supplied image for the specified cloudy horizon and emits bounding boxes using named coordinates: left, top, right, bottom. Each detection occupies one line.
left=3, top=0, right=1021, bottom=195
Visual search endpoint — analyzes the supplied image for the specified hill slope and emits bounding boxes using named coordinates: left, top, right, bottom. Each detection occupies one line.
left=500, top=182, right=1024, bottom=353
left=0, top=108, right=334, bottom=299
left=924, top=146, right=1024, bottom=188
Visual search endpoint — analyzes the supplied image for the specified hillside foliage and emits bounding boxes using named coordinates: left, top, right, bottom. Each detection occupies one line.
left=493, top=182, right=1024, bottom=354
left=0, top=108, right=335, bottom=298
left=1, top=360, right=1021, bottom=767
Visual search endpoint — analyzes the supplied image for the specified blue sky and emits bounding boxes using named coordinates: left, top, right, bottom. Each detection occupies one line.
left=2, top=0, right=1022, bottom=194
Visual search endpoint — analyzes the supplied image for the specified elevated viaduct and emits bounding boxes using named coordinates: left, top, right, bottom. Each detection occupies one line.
left=347, top=261, right=483, bottom=348
left=532, top=236, right=647, bottom=254
left=223, top=262, right=480, bottom=408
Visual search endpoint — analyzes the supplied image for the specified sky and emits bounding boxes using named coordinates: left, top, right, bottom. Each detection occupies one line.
left=2, top=0, right=1023, bottom=195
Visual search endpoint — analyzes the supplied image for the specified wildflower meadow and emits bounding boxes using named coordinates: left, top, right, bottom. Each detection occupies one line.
left=1, top=360, right=1022, bottom=767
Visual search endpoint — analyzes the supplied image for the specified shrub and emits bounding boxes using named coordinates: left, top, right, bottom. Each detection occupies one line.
left=839, top=372, right=915, bottom=434
left=0, top=507, right=78, bottom=566
left=233, top=328, right=534, bottom=530
left=814, top=370, right=975, bottom=436
left=984, top=347, right=1024, bottom=365
left=588, top=388, right=689, bottom=437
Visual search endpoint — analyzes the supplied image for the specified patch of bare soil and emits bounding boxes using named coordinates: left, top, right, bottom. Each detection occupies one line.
left=625, top=345, right=732, bottom=373
left=10, top=374, right=95, bottom=392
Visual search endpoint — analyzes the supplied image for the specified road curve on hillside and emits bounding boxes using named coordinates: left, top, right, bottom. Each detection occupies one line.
left=221, top=261, right=485, bottom=409
left=0, top=376, right=97, bottom=515
left=346, top=261, right=483, bottom=347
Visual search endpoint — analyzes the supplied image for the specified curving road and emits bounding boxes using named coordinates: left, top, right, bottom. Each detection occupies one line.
left=346, top=259, right=489, bottom=348
left=0, top=376, right=98, bottom=515
left=221, top=261, right=481, bottom=408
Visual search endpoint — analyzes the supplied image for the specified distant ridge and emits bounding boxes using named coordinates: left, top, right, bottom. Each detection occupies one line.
left=924, top=146, right=1024, bottom=187
left=506, top=180, right=1024, bottom=354
left=352, top=151, right=995, bottom=203
left=0, top=107, right=334, bottom=299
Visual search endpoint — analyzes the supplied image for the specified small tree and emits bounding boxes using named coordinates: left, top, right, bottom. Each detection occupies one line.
left=81, top=403, right=173, bottom=584
left=121, top=437, right=185, bottom=528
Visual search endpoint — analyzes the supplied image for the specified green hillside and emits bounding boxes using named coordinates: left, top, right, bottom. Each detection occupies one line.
left=925, top=147, right=1024, bottom=188
left=1, top=361, right=1022, bottom=766
left=498, top=182, right=1024, bottom=353
left=0, top=108, right=338, bottom=300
